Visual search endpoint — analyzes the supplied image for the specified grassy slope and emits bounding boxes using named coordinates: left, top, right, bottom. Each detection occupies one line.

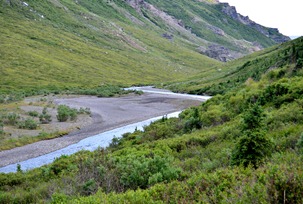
left=1, top=38, right=303, bottom=203
left=166, top=37, right=303, bottom=95
left=0, top=0, right=289, bottom=95
left=145, top=0, right=280, bottom=51
left=0, top=0, right=220, bottom=93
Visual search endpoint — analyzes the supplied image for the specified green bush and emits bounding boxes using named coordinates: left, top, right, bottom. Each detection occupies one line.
left=56, top=105, right=78, bottom=122
left=118, top=155, right=181, bottom=190
left=6, top=113, right=20, bottom=125
left=18, top=118, right=38, bottom=130
left=39, top=113, right=52, bottom=124
left=39, top=107, right=52, bottom=124
left=28, top=111, right=39, bottom=117
left=231, top=104, right=273, bottom=168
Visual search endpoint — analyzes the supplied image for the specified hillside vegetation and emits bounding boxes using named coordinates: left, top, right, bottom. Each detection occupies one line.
left=0, top=0, right=219, bottom=93
left=0, top=0, right=288, bottom=95
left=1, top=39, right=302, bottom=203
left=165, top=37, right=303, bottom=95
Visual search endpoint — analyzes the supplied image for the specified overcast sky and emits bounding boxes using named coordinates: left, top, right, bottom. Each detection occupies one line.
left=222, top=0, right=303, bottom=37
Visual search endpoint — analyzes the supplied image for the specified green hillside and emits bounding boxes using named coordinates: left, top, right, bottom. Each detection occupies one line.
left=165, top=37, right=303, bottom=95
left=1, top=38, right=303, bottom=203
left=0, top=0, right=289, bottom=95
left=0, top=0, right=219, bottom=93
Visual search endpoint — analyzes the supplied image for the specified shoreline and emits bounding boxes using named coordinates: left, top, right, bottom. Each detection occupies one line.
left=0, top=92, right=203, bottom=168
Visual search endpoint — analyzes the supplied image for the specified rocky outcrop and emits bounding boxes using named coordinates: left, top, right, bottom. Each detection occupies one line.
left=125, top=0, right=145, bottom=12
left=221, top=3, right=290, bottom=43
left=207, top=25, right=225, bottom=36
left=198, top=44, right=240, bottom=62
left=123, top=0, right=290, bottom=62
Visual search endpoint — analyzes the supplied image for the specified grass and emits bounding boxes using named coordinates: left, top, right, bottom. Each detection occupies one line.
left=0, top=0, right=287, bottom=94
left=0, top=0, right=221, bottom=94
left=0, top=131, right=68, bottom=151
left=0, top=27, right=302, bottom=204
left=164, top=37, right=303, bottom=95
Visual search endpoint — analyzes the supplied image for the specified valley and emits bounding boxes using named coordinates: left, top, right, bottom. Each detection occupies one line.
left=0, top=87, right=206, bottom=170
left=0, top=0, right=303, bottom=203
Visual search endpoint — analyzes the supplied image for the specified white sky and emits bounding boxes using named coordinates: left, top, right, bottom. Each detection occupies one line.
left=221, top=0, right=303, bottom=37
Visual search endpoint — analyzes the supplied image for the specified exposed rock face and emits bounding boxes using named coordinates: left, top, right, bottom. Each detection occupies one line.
left=221, top=3, right=290, bottom=43
left=207, top=25, right=225, bottom=36
left=124, top=0, right=290, bottom=62
left=125, top=0, right=145, bottom=12
left=198, top=44, right=239, bottom=62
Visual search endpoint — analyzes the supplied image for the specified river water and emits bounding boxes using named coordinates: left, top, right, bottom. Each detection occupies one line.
left=0, top=87, right=210, bottom=173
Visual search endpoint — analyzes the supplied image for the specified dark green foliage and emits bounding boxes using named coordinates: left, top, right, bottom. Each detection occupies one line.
left=231, top=131, right=273, bottom=168
left=232, top=105, right=273, bottom=168
left=118, top=155, right=181, bottom=190
left=16, top=164, right=22, bottom=173
left=182, top=107, right=201, bottom=132
left=242, top=104, right=264, bottom=130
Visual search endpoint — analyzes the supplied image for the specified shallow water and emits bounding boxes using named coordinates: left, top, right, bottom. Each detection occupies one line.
left=0, top=112, right=181, bottom=173
left=125, top=86, right=212, bottom=101
left=0, top=87, right=210, bottom=173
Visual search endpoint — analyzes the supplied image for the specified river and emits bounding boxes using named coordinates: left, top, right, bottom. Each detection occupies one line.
left=0, top=87, right=210, bottom=173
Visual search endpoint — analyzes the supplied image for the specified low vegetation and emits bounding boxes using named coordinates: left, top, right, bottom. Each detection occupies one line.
left=0, top=0, right=301, bottom=202
left=1, top=37, right=303, bottom=203
left=0, top=97, right=91, bottom=151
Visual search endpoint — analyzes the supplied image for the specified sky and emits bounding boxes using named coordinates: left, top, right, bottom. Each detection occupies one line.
left=222, top=0, right=303, bottom=37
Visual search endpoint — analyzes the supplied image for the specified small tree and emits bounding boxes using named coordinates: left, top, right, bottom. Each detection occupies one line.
left=231, top=104, right=273, bottom=168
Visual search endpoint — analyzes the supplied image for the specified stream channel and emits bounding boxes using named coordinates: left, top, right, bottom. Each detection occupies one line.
left=0, top=87, right=210, bottom=173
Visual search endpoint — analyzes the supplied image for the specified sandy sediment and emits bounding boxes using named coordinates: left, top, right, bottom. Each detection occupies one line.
left=0, top=92, right=202, bottom=167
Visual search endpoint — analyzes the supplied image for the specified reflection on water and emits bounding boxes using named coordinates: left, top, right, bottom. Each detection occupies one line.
left=0, top=112, right=181, bottom=173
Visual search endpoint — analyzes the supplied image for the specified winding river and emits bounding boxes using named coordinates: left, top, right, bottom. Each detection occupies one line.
left=0, top=87, right=210, bottom=173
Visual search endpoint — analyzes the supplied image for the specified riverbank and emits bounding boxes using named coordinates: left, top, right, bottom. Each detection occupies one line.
left=0, top=91, right=205, bottom=168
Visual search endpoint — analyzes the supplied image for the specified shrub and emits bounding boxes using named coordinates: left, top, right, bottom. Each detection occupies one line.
left=18, top=118, right=38, bottom=130
left=0, top=95, right=5, bottom=103
left=39, top=113, right=52, bottom=124
left=28, top=111, right=39, bottom=117
left=296, top=133, right=303, bottom=153
left=6, top=113, right=20, bottom=125
left=231, top=104, right=273, bottom=168
left=39, top=107, right=52, bottom=124
left=118, top=155, right=181, bottom=190
left=231, top=131, right=273, bottom=168
left=56, top=105, right=78, bottom=122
